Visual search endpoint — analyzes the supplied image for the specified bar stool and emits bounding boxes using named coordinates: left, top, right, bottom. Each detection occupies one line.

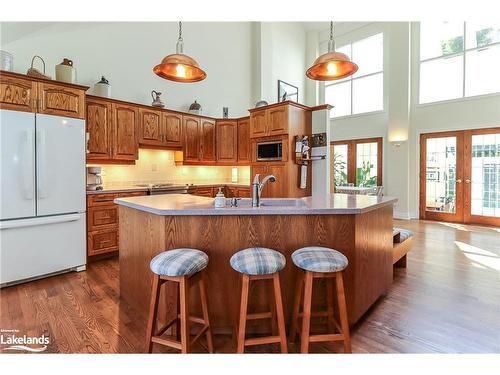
left=230, top=247, right=288, bottom=353
left=145, top=248, right=214, bottom=354
left=289, top=246, right=351, bottom=354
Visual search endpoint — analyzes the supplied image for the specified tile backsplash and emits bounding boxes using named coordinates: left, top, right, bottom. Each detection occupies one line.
left=88, top=149, right=250, bottom=187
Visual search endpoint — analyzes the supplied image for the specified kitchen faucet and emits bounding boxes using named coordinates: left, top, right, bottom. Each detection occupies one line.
left=252, top=174, right=276, bottom=207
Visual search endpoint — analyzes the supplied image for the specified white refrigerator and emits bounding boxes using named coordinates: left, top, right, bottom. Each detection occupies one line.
left=0, top=109, right=86, bottom=286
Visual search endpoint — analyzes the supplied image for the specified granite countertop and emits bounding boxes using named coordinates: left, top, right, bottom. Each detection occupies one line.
left=114, top=193, right=397, bottom=216
left=86, top=182, right=251, bottom=195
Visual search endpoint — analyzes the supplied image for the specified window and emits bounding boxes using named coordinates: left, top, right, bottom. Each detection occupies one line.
left=419, top=22, right=500, bottom=104
left=331, top=137, right=383, bottom=188
left=325, top=33, right=384, bottom=118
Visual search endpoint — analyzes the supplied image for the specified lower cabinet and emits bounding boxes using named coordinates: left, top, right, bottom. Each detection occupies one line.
left=188, top=185, right=251, bottom=198
left=86, top=191, right=146, bottom=257
left=226, top=186, right=251, bottom=198
left=250, top=163, right=287, bottom=198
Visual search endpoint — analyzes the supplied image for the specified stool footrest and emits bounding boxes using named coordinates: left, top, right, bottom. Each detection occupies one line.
left=247, top=311, right=273, bottom=320
left=309, top=333, right=346, bottom=343
left=151, top=336, right=182, bottom=350
left=190, top=325, right=209, bottom=346
left=245, top=335, right=282, bottom=346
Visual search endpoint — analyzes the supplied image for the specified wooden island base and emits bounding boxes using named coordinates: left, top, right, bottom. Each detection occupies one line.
left=119, top=204, right=393, bottom=335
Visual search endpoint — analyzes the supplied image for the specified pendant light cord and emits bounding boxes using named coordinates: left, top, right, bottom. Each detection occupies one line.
left=176, top=21, right=184, bottom=54
left=178, top=21, right=182, bottom=41
left=328, top=21, right=335, bottom=52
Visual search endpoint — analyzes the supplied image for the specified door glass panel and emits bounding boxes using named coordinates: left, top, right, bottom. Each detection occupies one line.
left=356, top=142, right=378, bottom=187
left=471, top=133, right=500, bottom=217
left=425, top=137, right=457, bottom=213
left=332, top=144, right=348, bottom=186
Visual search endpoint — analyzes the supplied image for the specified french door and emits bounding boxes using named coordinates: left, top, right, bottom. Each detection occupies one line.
left=420, top=128, right=500, bottom=226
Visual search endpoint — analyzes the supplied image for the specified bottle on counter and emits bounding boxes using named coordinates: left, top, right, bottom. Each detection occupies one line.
left=214, top=187, right=225, bottom=208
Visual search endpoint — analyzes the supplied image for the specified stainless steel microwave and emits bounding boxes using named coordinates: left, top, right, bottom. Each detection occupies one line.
left=257, top=140, right=283, bottom=161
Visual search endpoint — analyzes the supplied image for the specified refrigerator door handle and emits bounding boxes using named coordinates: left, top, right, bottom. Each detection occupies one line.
left=0, top=213, right=84, bottom=230
left=36, top=129, right=48, bottom=199
left=20, top=129, right=35, bottom=200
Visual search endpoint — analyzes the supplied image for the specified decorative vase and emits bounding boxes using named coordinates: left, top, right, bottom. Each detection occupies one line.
left=55, top=58, right=76, bottom=83
left=94, top=76, right=111, bottom=98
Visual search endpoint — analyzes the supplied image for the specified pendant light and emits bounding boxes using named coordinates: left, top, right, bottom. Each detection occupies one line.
left=306, top=21, right=358, bottom=81
left=153, top=22, right=207, bottom=83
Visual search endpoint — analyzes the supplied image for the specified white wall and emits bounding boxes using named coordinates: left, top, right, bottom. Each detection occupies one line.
left=310, top=22, right=500, bottom=218
left=1, top=22, right=254, bottom=118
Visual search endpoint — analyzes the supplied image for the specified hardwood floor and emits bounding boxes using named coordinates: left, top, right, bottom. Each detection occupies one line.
left=1, top=219, right=499, bottom=353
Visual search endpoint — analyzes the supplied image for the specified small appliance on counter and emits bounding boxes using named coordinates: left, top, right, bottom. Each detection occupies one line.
left=151, top=90, right=165, bottom=108
left=94, top=76, right=111, bottom=98
left=55, top=58, right=77, bottom=83
left=189, top=100, right=202, bottom=114
left=86, top=166, right=104, bottom=191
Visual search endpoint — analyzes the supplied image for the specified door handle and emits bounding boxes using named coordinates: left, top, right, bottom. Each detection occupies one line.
left=37, top=129, right=48, bottom=199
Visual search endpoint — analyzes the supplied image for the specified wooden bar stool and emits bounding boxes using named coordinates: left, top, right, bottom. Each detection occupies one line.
left=145, top=248, right=214, bottom=354
left=289, top=246, right=351, bottom=354
left=230, top=247, right=288, bottom=353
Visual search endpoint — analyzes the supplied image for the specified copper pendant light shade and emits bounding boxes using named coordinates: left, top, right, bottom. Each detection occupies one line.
left=306, top=22, right=358, bottom=81
left=153, top=22, right=206, bottom=83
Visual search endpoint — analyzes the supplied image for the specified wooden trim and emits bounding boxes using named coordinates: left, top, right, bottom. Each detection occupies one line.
left=247, top=100, right=312, bottom=113
left=1, top=70, right=89, bottom=90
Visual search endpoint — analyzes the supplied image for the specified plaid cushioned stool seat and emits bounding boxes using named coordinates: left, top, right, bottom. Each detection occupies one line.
left=230, top=247, right=286, bottom=275
left=292, top=246, right=348, bottom=273
left=150, top=248, right=209, bottom=277
left=393, top=227, right=413, bottom=243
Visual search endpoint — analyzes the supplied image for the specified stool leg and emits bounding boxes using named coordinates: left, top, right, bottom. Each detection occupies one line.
left=175, top=284, right=181, bottom=341
left=268, top=280, right=278, bottom=336
left=179, top=276, right=190, bottom=354
left=199, top=272, right=215, bottom=353
left=145, top=274, right=161, bottom=353
left=335, top=271, right=351, bottom=353
left=289, top=270, right=304, bottom=343
left=326, top=278, right=335, bottom=333
left=236, top=274, right=250, bottom=353
left=300, top=271, right=314, bottom=353
left=272, top=273, right=288, bottom=354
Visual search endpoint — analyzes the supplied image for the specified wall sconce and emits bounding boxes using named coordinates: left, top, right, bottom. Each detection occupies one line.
left=388, top=131, right=408, bottom=148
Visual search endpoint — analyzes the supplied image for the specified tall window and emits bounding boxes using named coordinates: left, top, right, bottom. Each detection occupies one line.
left=419, top=22, right=500, bottom=104
left=325, top=33, right=384, bottom=118
left=331, top=137, right=383, bottom=187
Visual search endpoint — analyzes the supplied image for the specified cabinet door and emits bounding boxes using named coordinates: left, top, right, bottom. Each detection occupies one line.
left=112, top=103, right=138, bottom=160
left=87, top=205, right=118, bottom=231
left=216, top=120, right=237, bottom=163
left=237, top=187, right=251, bottom=198
left=139, top=108, right=163, bottom=146
left=250, top=109, right=268, bottom=138
left=163, top=111, right=183, bottom=147
left=267, top=106, right=288, bottom=136
left=37, top=82, right=85, bottom=119
left=200, top=118, right=216, bottom=163
left=266, top=164, right=287, bottom=198
left=237, top=118, right=251, bottom=164
left=0, top=74, right=37, bottom=113
left=250, top=165, right=269, bottom=197
left=183, top=115, right=201, bottom=162
left=86, top=98, right=113, bottom=160
left=87, top=228, right=118, bottom=256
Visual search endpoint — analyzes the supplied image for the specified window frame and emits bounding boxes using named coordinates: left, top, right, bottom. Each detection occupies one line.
left=418, top=22, right=500, bottom=105
left=325, top=32, right=385, bottom=118
left=330, top=137, right=383, bottom=187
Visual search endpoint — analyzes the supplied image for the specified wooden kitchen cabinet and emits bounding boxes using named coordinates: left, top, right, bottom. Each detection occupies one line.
left=226, top=186, right=251, bottom=198
left=249, top=109, right=267, bottom=138
left=139, top=108, right=163, bottom=146
left=216, top=120, right=237, bottom=163
left=250, top=163, right=287, bottom=198
left=86, top=191, right=146, bottom=257
left=86, top=97, right=113, bottom=160
left=267, top=106, right=288, bottom=136
left=201, top=118, right=216, bottom=163
left=183, top=115, right=201, bottom=163
left=188, top=186, right=215, bottom=197
left=0, top=71, right=87, bottom=118
left=112, top=103, right=138, bottom=161
left=237, top=117, right=251, bottom=164
left=162, top=111, right=183, bottom=147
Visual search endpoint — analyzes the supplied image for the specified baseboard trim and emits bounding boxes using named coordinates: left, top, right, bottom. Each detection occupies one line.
left=393, top=211, right=412, bottom=220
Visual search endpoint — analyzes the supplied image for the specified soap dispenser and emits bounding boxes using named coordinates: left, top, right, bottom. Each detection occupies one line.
left=214, top=187, right=225, bottom=208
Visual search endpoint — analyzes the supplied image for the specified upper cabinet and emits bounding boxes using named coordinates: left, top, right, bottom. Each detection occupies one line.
left=112, top=103, right=138, bottom=161
left=249, top=104, right=290, bottom=138
left=200, top=118, right=216, bottom=163
left=139, top=108, right=163, bottom=146
left=0, top=71, right=86, bottom=118
left=86, top=97, right=113, bottom=160
left=162, top=112, right=183, bottom=147
left=183, top=115, right=201, bottom=163
left=237, top=117, right=251, bottom=164
left=216, top=120, right=237, bottom=163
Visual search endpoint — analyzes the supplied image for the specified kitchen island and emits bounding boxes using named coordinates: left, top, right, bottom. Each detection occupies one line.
left=115, top=193, right=397, bottom=333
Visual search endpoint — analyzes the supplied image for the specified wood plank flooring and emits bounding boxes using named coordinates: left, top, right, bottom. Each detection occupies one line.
left=1, top=219, right=499, bottom=353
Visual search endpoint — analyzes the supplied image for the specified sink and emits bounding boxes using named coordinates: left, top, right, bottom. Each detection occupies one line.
left=232, top=198, right=305, bottom=208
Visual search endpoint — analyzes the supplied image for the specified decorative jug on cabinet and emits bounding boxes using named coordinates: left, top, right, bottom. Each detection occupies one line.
left=151, top=90, right=165, bottom=108
left=55, top=58, right=76, bottom=83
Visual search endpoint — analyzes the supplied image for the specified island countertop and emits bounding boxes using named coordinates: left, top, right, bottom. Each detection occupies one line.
left=114, top=193, right=397, bottom=215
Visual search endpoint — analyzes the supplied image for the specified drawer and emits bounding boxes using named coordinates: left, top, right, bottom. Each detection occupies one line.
left=87, top=191, right=146, bottom=206
left=190, top=187, right=214, bottom=197
left=87, top=205, right=118, bottom=231
left=87, top=228, right=118, bottom=256
left=236, top=187, right=251, bottom=198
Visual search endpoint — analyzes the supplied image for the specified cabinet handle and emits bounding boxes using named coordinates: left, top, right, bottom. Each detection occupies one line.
left=465, top=179, right=471, bottom=184
left=456, top=179, right=462, bottom=184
